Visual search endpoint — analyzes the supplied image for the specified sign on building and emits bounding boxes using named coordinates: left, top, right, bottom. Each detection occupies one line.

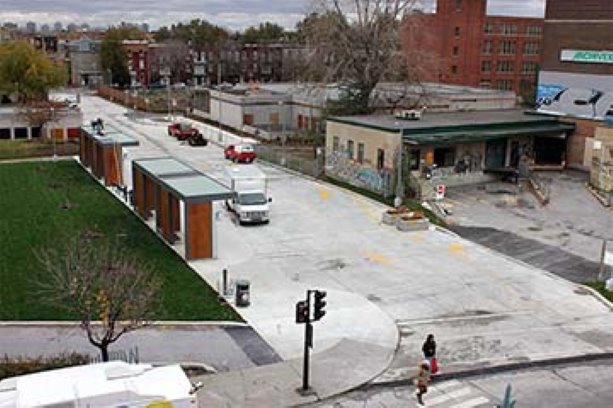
left=560, top=50, right=613, bottom=64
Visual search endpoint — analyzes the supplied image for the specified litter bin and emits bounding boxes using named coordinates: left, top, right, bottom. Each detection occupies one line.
left=235, top=280, right=250, bottom=307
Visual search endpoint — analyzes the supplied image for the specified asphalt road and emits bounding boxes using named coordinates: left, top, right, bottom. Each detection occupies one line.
left=314, top=358, right=613, bottom=408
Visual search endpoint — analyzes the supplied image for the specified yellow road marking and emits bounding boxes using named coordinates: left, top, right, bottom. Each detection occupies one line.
left=318, top=187, right=331, bottom=200
left=363, top=250, right=392, bottom=266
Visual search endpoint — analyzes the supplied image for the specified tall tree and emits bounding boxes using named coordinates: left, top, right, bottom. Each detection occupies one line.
left=241, top=22, right=286, bottom=43
left=101, top=27, right=144, bottom=88
left=37, top=236, right=162, bottom=362
left=0, top=41, right=66, bottom=102
left=300, top=0, right=419, bottom=114
left=155, top=19, right=229, bottom=48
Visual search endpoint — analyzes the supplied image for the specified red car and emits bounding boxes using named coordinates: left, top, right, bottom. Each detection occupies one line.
left=224, top=144, right=256, bottom=163
left=167, top=122, right=199, bottom=141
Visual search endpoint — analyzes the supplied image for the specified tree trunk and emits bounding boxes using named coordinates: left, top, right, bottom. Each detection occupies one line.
left=100, top=344, right=110, bottom=362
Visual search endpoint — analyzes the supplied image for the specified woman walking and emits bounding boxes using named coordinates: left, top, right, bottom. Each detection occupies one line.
left=414, top=361, right=431, bottom=406
left=422, top=334, right=438, bottom=374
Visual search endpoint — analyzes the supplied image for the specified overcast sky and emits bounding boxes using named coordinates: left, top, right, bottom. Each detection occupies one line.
left=0, top=0, right=545, bottom=32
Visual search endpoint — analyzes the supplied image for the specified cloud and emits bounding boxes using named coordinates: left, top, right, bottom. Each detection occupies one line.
left=0, top=0, right=544, bottom=30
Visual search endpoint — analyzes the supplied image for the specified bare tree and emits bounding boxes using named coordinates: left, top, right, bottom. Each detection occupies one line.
left=18, top=100, right=66, bottom=137
left=301, top=0, right=420, bottom=114
left=37, top=235, right=162, bottom=362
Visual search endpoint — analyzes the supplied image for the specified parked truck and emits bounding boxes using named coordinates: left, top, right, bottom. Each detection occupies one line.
left=225, top=165, right=271, bottom=224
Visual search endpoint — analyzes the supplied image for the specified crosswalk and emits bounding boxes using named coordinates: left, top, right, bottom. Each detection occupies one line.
left=315, top=379, right=493, bottom=407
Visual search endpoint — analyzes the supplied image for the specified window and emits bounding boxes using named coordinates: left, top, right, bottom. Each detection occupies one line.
left=14, top=128, right=28, bottom=139
left=481, top=60, right=492, bottom=73
left=0, top=128, right=11, bottom=139
left=451, top=65, right=458, bottom=74
left=500, top=24, right=517, bottom=35
left=455, top=0, right=462, bottom=11
left=496, top=61, right=514, bottom=73
left=409, top=149, right=420, bottom=170
left=357, top=143, right=365, bottom=164
left=31, top=127, right=41, bottom=138
left=454, top=27, right=460, bottom=37
left=482, top=40, right=493, bottom=55
left=484, top=23, right=494, bottom=35
left=377, top=149, right=385, bottom=169
left=347, top=140, right=354, bottom=159
left=480, top=81, right=491, bottom=89
left=521, top=61, right=538, bottom=74
left=333, top=136, right=340, bottom=152
left=495, top=79, right=513, bottom=90
left=499, top=40, right=516, bottom=55
left=523, top=42, right=539, bottom=55
left=525, top=26, right=542, bottom=36
left=453, top=46, right=459, bottom=55
left=434, top=147, right=456, bottom=168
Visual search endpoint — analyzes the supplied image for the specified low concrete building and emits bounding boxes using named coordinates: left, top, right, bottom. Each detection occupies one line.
left=65, top=37, right=103, bottom=87
left=590, top=125, right=613, bottom=201
left=0, top=105, right=83, bottom=141
left=325, top=110, right=575, bottom=198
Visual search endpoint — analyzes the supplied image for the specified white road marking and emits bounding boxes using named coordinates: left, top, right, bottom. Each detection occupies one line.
left=426, top=387, right=471, bottom=405
left=432, top=380, right=461, bottom=391
left=448, top=396, right=490, bottom=408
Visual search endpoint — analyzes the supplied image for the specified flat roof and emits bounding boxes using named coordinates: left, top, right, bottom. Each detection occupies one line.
left=160, top=174, right=234, bottom=202
left=134, top=157, right=198, bottom=179
left=329, top=110, right=558, bottom=133
left=81, top=125, right=140, bottom=147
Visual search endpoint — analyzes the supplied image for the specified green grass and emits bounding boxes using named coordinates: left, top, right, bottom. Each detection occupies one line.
left=0, top=140, right=78, bottom=161
left=584, top=281, right=613, bottom=303
left=0, top=161, right=240, bottom=321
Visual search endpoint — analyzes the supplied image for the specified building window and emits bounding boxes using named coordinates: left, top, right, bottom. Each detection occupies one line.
left=409, top=149, right=420, bottom=170
left=484, top=23, right=494, bottom=35
left=521, top=61, right=538, bottom=74
left=525, top=26, right=542, bottom=36
left=347, top=140, right=354, bottom=159
left=482, top=40, right=493, bottom=55
left=451, top=65, right=458, bottom=74
left=377, top=149, right=385, bottom=170
left=454, top=27, right=460, bottom=37
left=523, top=42, right=539, bottom=55
left=495, top=79, right=513, bottom=90
left=0, top=128, right=11, bottom=139
left=434, top=147, right=456, bottom=168
left=333, top=136, right=340, bottom=152
left=14, top=128, right=28, bottom=139
left=453, top=46, right=459, bottom=55
left=500, top=24, right=517, bottom=35
left=357, top=143, right=365, bottom=164
left=455, top=0, right=462, bottom=11
left=496, top=61, right=514, bottom=73
left=481, top=60, right=492, bottom=73
left=499, top=40, right=516, bottom=55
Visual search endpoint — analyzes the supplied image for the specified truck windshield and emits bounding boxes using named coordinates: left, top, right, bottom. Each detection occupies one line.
left=238, top=193, right=267, bottom=205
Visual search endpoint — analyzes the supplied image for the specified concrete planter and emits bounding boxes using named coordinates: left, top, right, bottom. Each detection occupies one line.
left=395, top=217, right=430, bottom=232
left=382, top=211, right=401, bottom=225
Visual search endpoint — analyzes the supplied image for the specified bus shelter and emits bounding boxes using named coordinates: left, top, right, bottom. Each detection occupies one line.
left=80, top=125, right=139, bottom=186
left=132, top=157, right=234, bottom=260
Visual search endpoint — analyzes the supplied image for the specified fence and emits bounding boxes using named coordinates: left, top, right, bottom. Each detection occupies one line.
left=254, top=144, right=325, bottom=178
left=89, top=346, right=140, bottom=364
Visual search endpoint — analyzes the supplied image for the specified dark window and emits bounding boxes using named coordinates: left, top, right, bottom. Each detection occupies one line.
left=454, top=27, right=460, bottom=37
left=14, top=128, right=28, bottom=139
left=482, top=41, right=493, bottom=55
left=409, top=149, right=420, bottom=170
left=484, top=23, right=494, bottom=35
left=31, top=127, right=42, bottom=138
left=347, top=140, right=354, bottom=159
left=453, top=46, right=459, bottom=55
left=332, top=136, right=339, bottom=152
left=377, top=149, right=385, bottom=169
left=451, top=65, right=458, bottom=74
left=481, top=60, right=491, bottom=73
left=455, top=0, right=462, bottom=11
left=434, top=147, right=456, bottom=167
left=357, top=143, right=365, bottom=163
left=0, top=128, right=10, bottom=139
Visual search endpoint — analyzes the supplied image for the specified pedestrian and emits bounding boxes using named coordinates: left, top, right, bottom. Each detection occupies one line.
left=414, top=361, right=431, bottom=406
left=422, top=334, right=436, bottom=359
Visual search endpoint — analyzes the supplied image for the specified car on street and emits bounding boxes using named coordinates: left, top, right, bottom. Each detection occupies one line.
left=224, top=144, right=256, bottom=163
left=168, top=122, right=200, bottom=141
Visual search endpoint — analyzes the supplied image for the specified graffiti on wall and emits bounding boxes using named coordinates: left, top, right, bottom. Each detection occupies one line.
left=326, top=150, right=392, bottom=196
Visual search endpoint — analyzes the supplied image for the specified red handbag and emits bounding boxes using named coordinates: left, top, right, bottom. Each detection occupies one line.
left=430, top=357, right=439, bottom=374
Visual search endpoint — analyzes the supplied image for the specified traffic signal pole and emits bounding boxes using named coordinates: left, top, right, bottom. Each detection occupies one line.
left=302, top=290, right=312, bottom=392
left=296, top=289, right=326, bottom=394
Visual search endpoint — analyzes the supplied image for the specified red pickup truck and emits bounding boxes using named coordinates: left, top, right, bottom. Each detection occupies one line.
left=224, top=144, right=256, bottom=163
left=167, top=122, right=199, bottom=141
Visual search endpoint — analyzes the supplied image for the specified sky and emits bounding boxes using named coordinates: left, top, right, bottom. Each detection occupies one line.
left=0, top=0, right=545, bottom=32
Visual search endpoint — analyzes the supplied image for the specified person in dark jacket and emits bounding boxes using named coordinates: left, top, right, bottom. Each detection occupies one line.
left=422, top=334, right=436, bottom=360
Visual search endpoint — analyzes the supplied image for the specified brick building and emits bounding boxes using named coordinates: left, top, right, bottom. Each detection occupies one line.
left=403, top=0, right=543, bottom=102
left=122, top=40, right=152, bottom=87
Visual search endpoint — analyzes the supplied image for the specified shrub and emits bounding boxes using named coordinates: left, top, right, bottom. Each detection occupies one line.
left=0, top=352, right=90, bottom=380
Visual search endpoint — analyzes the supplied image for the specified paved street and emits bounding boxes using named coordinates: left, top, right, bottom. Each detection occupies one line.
left=72, top=95, right=613, bottom=404
left=314, top=358, right=613, bottom=408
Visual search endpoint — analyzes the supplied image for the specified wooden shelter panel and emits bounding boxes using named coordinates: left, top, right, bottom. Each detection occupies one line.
left=145, top=176, right=155, bottom=217
left=103, top=146, right=122, bottom=186
left=79, top=133, right=86, bottom=164
left=187, top=202, right=212, bottom=260
left=94, top=144, right=104, bottom=179
left=170, top=195, right=180, bottom=233
left=133, top=167, right=145, bottom=218
left=158, top=187, right=172, bottom=242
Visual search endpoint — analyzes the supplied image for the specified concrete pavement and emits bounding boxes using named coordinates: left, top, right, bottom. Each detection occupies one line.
left=76, top=95, right=613, bottom=406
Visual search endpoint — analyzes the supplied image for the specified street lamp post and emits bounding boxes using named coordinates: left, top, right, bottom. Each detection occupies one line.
left=394, top=127, right=404, bottom=207
left=50, top=107, right=57, bottom=161
left=278, top=100, right=286, bottom=166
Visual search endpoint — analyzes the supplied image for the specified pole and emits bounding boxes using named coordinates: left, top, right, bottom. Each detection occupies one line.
left=51, top=107, right=57, bottom=161
left=302, top=290, right=312, bottom=392
left=217, top=56, right=223, bottom=144
left=167, top=75, right=171, bottom=121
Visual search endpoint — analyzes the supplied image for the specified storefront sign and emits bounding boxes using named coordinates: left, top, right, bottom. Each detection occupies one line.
left=561, top=50, right=613, bottom=64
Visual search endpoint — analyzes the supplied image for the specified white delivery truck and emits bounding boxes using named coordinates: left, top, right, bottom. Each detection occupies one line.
left=225, top=165, right=271, bottom=224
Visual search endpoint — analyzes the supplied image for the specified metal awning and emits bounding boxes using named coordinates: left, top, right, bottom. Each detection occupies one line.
left=403, top=122, right=576, bottom=146
left=134, top=157, right=198, bottom=179
left=159, top=174, right=234, bottom=203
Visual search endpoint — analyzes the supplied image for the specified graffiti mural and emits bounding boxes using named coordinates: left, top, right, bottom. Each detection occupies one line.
left=326, top=150, right=393, bottom=196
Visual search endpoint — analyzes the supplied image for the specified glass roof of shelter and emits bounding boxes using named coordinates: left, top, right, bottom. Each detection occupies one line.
left=160, top=174, right=234, bottom=202
left=135, top=157, right=197, bottom=178
left=81, top=125, right=139, bottom=146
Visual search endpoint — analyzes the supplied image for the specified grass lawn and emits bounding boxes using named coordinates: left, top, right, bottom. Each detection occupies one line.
left=0, top=161, right=240, bottom=321
left=0, top=140, right=79, bottom=161
left=585, top=281, right=613, bottom=303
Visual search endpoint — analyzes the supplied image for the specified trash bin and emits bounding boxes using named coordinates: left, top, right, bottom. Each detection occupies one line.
left=235, top=280, right=250, bottom=307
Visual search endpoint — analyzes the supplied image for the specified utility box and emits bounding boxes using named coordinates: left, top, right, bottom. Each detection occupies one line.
left=235, top=280, right=251, bottom=307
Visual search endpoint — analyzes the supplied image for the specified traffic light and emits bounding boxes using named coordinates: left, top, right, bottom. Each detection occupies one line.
left=313, top=290, right=327, bottom=321
left=296, top=300, right=309, bottom=323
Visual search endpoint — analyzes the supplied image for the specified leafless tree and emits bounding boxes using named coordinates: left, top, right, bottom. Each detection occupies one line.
left=18, top=100, right=66, bottom=137
left=36, top=235, right=162, bottom=362
left=301, top=0, right=421, bottom=114
left=152, top=40, right=191, bottom=84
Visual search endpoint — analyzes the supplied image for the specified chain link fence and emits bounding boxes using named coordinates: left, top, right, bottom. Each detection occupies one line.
left=254, top=144, right=325, bottom=178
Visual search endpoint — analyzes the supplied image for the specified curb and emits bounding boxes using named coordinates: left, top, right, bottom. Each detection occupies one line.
left=361, top=352, right=613, bottom=391
left=0, top=321, right=249, bottom=327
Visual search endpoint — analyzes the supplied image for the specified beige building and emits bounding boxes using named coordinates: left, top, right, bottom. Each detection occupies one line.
left=590, top=126, right=613, bottom=201
left=325, top=110, right=575, bottom=198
